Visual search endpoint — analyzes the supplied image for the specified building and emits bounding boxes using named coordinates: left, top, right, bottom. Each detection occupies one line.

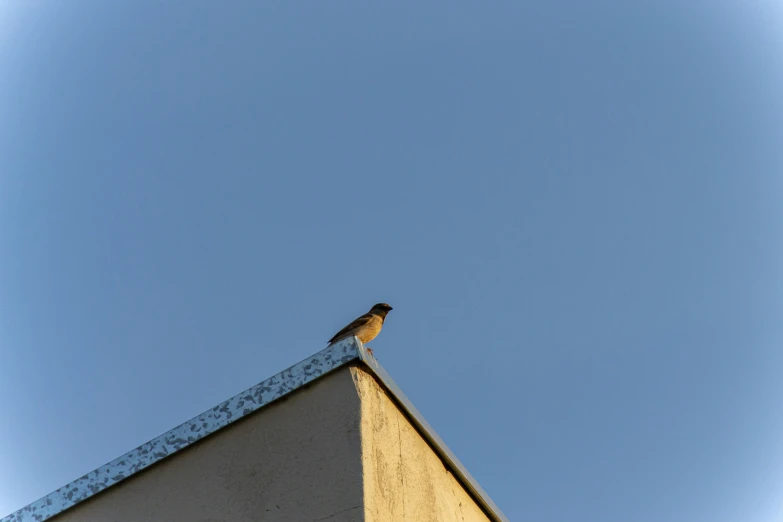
left=2, top=338, right=508, bottom=521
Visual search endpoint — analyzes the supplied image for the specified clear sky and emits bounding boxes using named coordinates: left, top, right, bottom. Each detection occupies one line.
left=1, top=2, right=782, bottom=521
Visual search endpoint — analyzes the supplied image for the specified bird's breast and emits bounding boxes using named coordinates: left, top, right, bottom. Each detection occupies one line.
left=356, top=316, right=383, bottom=343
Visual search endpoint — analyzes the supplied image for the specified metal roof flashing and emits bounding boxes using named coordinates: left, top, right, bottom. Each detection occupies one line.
left=2, top=338, right=507, bottom=522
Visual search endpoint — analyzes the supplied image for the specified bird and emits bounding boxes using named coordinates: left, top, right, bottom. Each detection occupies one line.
left=328, top=303, right=393, bottom=357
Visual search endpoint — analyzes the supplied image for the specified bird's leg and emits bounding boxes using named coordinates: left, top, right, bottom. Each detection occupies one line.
left=366, top=346, right=374, bottom=358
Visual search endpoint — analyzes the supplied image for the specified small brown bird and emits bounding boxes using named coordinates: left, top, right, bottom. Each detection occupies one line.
left=328, top=303, right=393, bottom=357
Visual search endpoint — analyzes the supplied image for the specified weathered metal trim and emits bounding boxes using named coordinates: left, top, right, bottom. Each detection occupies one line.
left=1, top=339, right=361, bottom=522
left=356, top=343, right=510, bottom=522
left=3, top=337, right=507, bottom=522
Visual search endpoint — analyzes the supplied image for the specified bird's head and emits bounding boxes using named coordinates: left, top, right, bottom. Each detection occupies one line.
left=370, top=303, right=393, bottom=317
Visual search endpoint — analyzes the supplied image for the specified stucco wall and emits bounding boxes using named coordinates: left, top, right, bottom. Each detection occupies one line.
left=50, top=364, right=494, bottom=522
left=351, top=367, right=491, bottom=522
left=54, top=367, right=365, bottom=522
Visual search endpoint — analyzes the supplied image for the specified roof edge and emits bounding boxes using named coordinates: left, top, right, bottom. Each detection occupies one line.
left=3, top=338, right=507, bottom=522
left=2, top=340, right=361, bottom=522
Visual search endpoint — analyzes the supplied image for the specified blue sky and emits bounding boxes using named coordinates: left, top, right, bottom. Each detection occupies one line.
left=1, top=2, right=782, bottom=520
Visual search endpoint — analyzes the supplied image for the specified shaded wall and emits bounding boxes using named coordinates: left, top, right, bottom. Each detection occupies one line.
left=54, top=368, right=365, bottom=522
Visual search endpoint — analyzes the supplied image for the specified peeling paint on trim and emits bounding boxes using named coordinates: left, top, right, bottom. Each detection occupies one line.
left=2, top=337, right=507, bottom=522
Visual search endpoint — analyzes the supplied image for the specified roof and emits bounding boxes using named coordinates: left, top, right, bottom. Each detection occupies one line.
left=2, top=337, right=508, bottom=522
